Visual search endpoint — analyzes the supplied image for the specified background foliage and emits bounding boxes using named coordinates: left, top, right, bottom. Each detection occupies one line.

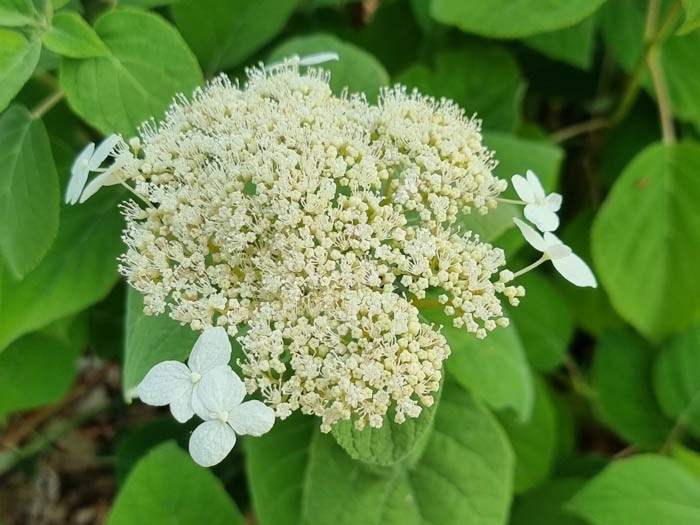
left=1, top=0, right=700, bottom=523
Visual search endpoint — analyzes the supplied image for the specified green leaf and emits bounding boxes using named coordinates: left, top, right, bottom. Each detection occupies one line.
left=459, top=132, right=563, bottom=249
left=0, top=188, right=123, bottom=352
left=591, top=142, right=700, bottom=341
left=268, top=33, right=389, bottom=101
left=245, top=414, right=316, bottom=525
left=0, top=316, right=86, bottom=417
left=0, top=0, right=36, bottom=27
left=566, top=455, right=700, bottom=525
left=106, top=441, right=244, bottom=525
left=123, top=287, right=200, bottom=397
left=172, top=0, right=297, bottom=73
left=330, top=381, right=442, bottom=466
left=671, top=444, right=700, bottom=479
left=653, top=323, right=700, bottom=439
left=121, top=0, right=179, bottom=7
left=430, top=0, right=607, bottom=39
left=395, top=47, right=524, bottom=131
left=497, top=378, right=558, bottom=493
left=310, top=382, right=513, bottom=525
left=510, top=478, right=587, bottom=525
left=423, top=305, right=534, bottom=420
left=60, top=9, right=202, bottom=137
left=592, top=328, right=672, bottom=447
left=0, top=30, right=41, bottom=111
left=42, top=11, right=109, bottom=58
left=0, top=105, right=59, bottom=279
left=679, top=0, right=700, bottom=34
left=509, top=272, right=574, bottom=371
left=523, top=14, right=597, bottom=70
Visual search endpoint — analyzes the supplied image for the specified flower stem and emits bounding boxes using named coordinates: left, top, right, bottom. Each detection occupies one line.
left=31, top=89, right=64, bottom=119
left=511, top=255, right=548, bottom=280
left=496, top=197, right=526, bottom=205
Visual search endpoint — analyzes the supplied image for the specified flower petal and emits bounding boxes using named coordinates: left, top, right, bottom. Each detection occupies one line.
left=170, top=386, right=195, bottom=423
left=88, top=134, right=120, bottom=170
left=544, top=192, right=563, bottom=213
left=524, top=204, right=559, bottom=232
left=229, top=400, right=275, bottom=436
left=526, top=169, right=546, bottom=200
left=187, top=326, right=232, bottom=374
left=137, top=361, right=191, bottom=406
left=551, top=253, right=598, bottom=288
left=79, top=169, right=121, bottom=203
left=189, top=420, right=236, bottom=467
left=66, top=143, right=94, bottom=204
left=511, top=174, right=535, bottom=203
left=513, top=217, right=547, bottom=252
left=196, top=366, right=246, bottom=414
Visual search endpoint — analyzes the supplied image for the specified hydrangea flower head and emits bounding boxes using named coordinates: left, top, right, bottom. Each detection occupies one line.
left=98, top=61, right=524, bottom=431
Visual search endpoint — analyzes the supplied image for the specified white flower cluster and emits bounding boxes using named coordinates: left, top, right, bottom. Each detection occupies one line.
left=137, top=327, right=275, bottom=467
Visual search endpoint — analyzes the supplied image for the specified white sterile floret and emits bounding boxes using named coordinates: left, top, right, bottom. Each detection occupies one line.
left=189, top=367, right=275, bottom=467
left=513, top=218, right=597, bottom=288
left=511, top=169, right=562, bottom=232
left=65, top=134, right=121, bottom=204
left=137, top=326, right=232, bottom=422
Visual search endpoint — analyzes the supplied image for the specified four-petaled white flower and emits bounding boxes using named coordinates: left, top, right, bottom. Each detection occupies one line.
left=189, top=366, right=275, bottom=467
left=65, top=134, right=121, bottom=205
left=511, top=169, right=563, bottom=232
left=137, top=327, right=232, bottom=423
left=513, top=217, right=597, bottom=288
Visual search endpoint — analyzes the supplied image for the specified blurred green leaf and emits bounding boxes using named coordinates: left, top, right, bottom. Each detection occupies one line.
left=671, top=444, right=700, bottom=478
left=330, top=381, right=441, bottom=467
left=60, top=9, right=202, bottom=137
left=172, top=0, right=297, bottom=73
left=592, top=142, right=700, bottom=342
left=523, top=14, right=597, bottom=70
left=245, top=414, right=315, bottom=525
left=88, top=282, right=125, bottom=360
left=0, top=105, right=59, bottom=279
left=0, top=29, right=41, bottom=112
left=509, top=272, right=574, bottom=371
left=396, top=47, right=524, bottom=131
left=122, top=287, right=200, bottom=398
left=0, top=316, right=86, bottom=417
left=567, top=455, right=700, bottom=525
left=679, top=0, right=700, bottom=33
left=653, top=322, right=700, bottom=439
left=498, top=378, right=558, bottom=493
left=424, top=306, right=534, bottom=420
left=0, top=188, right=123, bottom=351
left=305, top=381, right=513, bottom=525
left=106, top=441, right=244, bottom=525
left=120, top=0, right=179, bottom=7
left=0, top=0, right=36, bottom=27
left=430, top=0, right=607, bottom=39
left=268, top=33, right=389, bottom=101
left=510, top=478, right=587, bottom=525
left=592, top=328, right=672, bottom=447
left=42, top=11, right=109, bottom=58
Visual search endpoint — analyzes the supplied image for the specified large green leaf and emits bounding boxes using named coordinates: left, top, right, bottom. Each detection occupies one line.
left=510, top=478, right=587, bottom=525
left=653, top=323, right=700, bottom=438
left=424, top=306, right=533, bottom=420
left=330, top=381, right=442, bottom=466
left=268, top=33, right=389, bottom=101
left=0, top=316, right=86, bottom=418
left=0, top=29, right=41, bottom=112
left=567, top=455, right=700, bottom=525
left=508, top=272, right=574, bottom=371
left=523, top=14, right=597, bottom=70
left=172, top=0, right=297, bottom=73
left=592, top=329, right=672, bottom=447
left=497, top=378, right=558, bottom=493
left=592, top=142, right=700, bottom=341
left=0, top=188, right=123, bottom=352
left=247, top=383, right=513, bottom=525
left=0, top=105, right=59, bottom=279
left=60, top=9, right=202, bottom=137
left=122, top=287, right=200, bottom=398
left=679, top=0, right=700, bottom=33
left=106, top=441, right=244, bottom=525
left=395, top=47, right=524, bottom=131
left=0, top=0, right=36, bottom=26
left=42, top=11, right=109, bottom=59
left=430, top=0, right=607, bottom=39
